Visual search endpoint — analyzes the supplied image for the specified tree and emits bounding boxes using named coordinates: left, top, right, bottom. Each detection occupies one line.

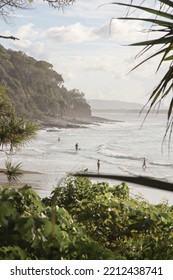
left=0, top=45, right=90, bottom=119
left=5, top=161, right=23, bottom=183
left=112, top=1, right=173, bottom=142
left=0, top=85, right=37, bottom=154
left=0, top=85, right=38, bottom=183
left=0, top=113, right=37, bottom=154
left=0, top=85, right=14, bottom=116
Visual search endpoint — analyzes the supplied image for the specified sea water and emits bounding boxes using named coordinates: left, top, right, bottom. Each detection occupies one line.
left=0, top=112, right=173, bottom=204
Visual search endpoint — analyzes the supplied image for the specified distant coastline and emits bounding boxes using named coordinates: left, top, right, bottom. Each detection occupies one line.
left=88, top=99, right=168, bottom=114
left=92, top=109, right=167, bottom=114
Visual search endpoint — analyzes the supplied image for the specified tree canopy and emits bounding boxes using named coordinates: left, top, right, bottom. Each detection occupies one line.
left=0, top=85, right=38, bottom=155
left=0, top=44, right=91, bottom=119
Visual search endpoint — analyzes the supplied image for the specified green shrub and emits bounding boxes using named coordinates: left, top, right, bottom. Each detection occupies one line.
left=1, top=177, right=173, bottom=259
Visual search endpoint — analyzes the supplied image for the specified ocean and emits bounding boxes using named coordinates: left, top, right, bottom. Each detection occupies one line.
left=0, top=112, right=173, bottom=204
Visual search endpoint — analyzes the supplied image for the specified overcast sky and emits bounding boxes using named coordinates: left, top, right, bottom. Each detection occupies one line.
left=0, top=0, right=167, bottom=104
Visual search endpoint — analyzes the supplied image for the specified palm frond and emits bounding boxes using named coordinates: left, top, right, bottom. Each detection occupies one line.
left=0, top=114, right=38, bottom=154
left=118, top=16, right=173, bottom=28
left=158, top=0, right=173, bottom=8
left=112, top=1, right=173, bottom=142
left=5, top=161, right=23, bottom=183
left=113, top=2, right=173, bottom=20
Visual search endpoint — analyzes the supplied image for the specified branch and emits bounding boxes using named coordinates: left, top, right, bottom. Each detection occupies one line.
left=72, top=172, right=173, bottom=192
left=0, top=35, right=19, bottom=40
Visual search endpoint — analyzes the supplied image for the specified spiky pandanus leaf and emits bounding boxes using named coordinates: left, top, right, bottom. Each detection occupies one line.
left=0, top=114, right=38, bottom=154
left=5, top=161, right=23, bottom=183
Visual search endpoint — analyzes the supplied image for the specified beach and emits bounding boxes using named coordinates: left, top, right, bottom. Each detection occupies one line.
left=0, top=112, right=173, bottom=204
left=0, top=114, right=116, bottom=191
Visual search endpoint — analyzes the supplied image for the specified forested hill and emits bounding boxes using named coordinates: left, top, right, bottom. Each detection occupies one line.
left=0, top=44, right=91, bottom=119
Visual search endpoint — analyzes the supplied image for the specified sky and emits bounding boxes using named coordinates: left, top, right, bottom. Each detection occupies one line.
left=0, top=0, right=168, bottom=104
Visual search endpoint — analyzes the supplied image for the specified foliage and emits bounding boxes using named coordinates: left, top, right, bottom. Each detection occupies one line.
left=47, top=177, right=173, bottom=260
left=1, top=177, right=173, bottom=259
left=112, top=0, right=173, bottom=141
left=0, top=2, right=90, bottom=120
left=0, top=113, right=38, bottom=154
left=5, top=161, right=23, bottom=183
left=0, top=184, right=113, bottom=260
left=0, top=86, right=14, bottom=116
left=0, top=45, right=91, bottom=119
left=0, top=85, right=38, bottom=183
left=0, top=85, right=38, bottom=154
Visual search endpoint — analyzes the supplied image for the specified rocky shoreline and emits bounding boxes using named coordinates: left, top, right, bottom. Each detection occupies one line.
left=37, top=114, right=118, bottom=129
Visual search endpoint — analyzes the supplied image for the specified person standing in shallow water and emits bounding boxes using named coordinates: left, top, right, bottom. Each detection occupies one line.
left=97, top=159, right=100, bottom=172
left=142, top=157, right=146, bottom=170
left=75, top=143, right=79, bottom=151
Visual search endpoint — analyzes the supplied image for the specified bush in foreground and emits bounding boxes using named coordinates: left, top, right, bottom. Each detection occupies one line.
left=0, top=177, right=173, bottom=259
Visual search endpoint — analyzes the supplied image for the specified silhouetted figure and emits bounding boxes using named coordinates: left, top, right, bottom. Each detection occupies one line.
left=97, top=159, right=100, bottom=172
left=75, top=143, right=79, bottom=151
left=58, top=137, right=60, bottom=141
left=84, top=168, right=88, bottom=172
left=142, top=157, right=146, bottom=170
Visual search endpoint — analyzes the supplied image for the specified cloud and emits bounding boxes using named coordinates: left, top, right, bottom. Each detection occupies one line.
left=43, top=19, right=144, bottom=44
left=43, top=22, right=111, bottom=43
left=72, top=54, right=115, bottom=73
left=10, top=17, right=144, bottom=46
left=8, top=20, right=154, bottom=104
left=15, top=23, right=39, bottom=38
